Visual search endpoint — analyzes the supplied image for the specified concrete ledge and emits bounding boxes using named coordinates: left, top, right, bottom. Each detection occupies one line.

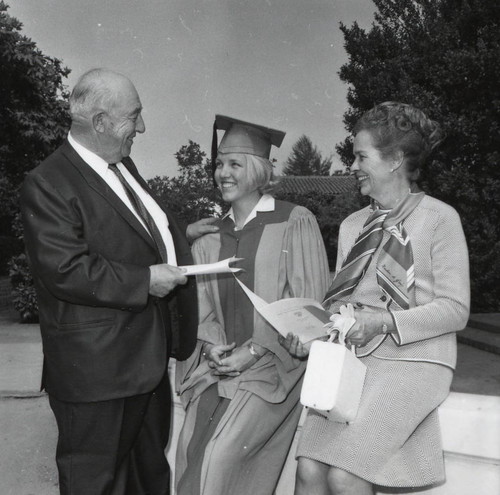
left=167, top=386, right=500, bottom=495
left=0, top=342, right=43, bottom=395
left=439, top=393, right=500, bottom=460
left=274, top=392, right=500, bottom=495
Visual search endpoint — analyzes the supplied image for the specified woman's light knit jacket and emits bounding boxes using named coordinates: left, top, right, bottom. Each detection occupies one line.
left=329, top=195, right=470, bottom=370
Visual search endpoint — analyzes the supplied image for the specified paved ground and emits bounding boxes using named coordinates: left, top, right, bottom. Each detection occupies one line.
left=1, top=307, right=499, bottom=494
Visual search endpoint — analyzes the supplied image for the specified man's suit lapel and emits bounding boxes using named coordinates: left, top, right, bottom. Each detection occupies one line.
left=121, top=158, right=198, bottom=360
left=122, top=157, right=192, bottom=264
left=60, top=141, right=156, bottom=251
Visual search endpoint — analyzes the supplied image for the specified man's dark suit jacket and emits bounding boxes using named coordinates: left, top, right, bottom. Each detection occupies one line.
left=20, top=139, right=198, bottom=403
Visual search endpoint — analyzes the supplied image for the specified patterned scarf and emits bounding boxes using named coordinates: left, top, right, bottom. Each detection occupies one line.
left=323, top=189, right=425, bottom=310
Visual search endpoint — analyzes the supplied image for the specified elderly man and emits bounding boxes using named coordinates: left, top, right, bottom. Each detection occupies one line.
left=20, top=68, right=215, bottom=495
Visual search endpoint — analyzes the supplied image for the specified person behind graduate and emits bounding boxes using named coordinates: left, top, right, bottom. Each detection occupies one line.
left=280, top=101, right=470, bottom=495
left=174, top=115, right=330, bottom=495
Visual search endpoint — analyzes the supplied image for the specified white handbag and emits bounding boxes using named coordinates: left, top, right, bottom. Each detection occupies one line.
left=300, top=313, right=367, bottom=423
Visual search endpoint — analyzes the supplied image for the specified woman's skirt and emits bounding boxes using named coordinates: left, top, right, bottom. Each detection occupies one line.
left=296, top=355, right=453, bottom=488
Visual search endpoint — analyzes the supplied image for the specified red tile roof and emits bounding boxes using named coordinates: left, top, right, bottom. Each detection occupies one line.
left=275, top=175, right=356, bottom=195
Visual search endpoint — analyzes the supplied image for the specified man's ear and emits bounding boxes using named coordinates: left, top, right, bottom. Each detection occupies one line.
left=92, top=112, right=106, bottom=133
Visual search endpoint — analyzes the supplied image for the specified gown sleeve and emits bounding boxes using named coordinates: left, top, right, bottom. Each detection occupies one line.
left=284, top=206, right=331, bottom=302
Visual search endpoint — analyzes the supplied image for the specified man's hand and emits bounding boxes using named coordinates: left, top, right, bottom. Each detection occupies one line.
left=149, top=264, right=188, bottom=297
left=186, top=217, right=219, bottom=243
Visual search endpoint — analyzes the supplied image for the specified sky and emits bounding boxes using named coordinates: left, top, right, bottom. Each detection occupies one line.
left=8, top=0, right=375, bottom=179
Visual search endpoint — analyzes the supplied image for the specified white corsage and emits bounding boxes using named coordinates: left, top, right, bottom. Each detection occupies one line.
left=324, top=303, right=356, bottom=346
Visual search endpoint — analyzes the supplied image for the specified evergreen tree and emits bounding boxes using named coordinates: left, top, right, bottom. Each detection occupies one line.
left=0, top=1, right=70, bottom=192
left=0, top=1, right=70, bottom=254
left=336, top=0, right=500, bottom=311
left=1, top=2, right=70, bottom=320
left=283, top=135, right=332, bottom=176
left=148, top=141, right=223, bottom=225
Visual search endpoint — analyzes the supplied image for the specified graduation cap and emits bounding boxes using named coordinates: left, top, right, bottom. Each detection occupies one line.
left=211, top=115, right=286, bottom=178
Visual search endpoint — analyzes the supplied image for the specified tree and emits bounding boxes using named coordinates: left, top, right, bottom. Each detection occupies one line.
left=148, top=141, right=223, bottom=225
left=283, top=135, right=332, bottom=176
left=336, top=0, right=500, bottom=311
left=274, top=189, right=366, bottom=268
left=1, top=1, right=70, bottom=319
left=1, top=2, right=70, bottom=237
left=0, top=1, right=70, bottom=191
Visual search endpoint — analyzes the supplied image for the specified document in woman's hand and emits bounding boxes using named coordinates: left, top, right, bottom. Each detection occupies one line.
left=259, top=297, right=333, bottom=343
left=234, top=277, right=332, bottom=343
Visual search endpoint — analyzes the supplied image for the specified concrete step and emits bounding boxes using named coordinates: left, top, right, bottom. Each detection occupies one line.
left=468, top=313, right=500, bottom=334
left=457, top=313, right=500, bottom=356
left=459, top=326, right=500, bottom=356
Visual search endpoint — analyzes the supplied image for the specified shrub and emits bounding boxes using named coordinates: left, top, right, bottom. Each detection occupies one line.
left=8, top=253, right=39, bottom=323
left=0, top=235, right=23, bottom=275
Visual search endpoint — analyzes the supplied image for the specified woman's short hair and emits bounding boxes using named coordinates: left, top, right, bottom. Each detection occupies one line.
left=216, top=153, right=278, bottom=194
left=245, top=154, right=279, bottom=194
left=353, top=102, right=444, bottom=176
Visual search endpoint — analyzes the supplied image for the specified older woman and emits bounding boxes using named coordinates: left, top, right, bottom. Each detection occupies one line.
left=175, top=115, right=330, bottom=495
left=282, top=102, right=470, bottom=495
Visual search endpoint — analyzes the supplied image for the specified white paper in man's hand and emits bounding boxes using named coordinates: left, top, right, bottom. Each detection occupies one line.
left=180, top=257, right=244, bottom=276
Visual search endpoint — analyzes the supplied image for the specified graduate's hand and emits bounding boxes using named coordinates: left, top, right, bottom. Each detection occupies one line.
left=204, top=342, right=236, bottom=367
left=210, top=345, right=258, bottom=377
left=278, top=333, right=310, bottom=360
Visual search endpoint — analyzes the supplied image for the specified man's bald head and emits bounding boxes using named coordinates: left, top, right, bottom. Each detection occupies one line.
left=69, top=68, right=135, bottom=122
left=68, top=68, right=145, bottom=163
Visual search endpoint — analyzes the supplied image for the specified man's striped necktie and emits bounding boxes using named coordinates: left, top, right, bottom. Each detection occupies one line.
left=108, top=163, right=168, bottom=263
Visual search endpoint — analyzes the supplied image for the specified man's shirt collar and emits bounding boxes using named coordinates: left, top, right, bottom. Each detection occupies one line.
left=67, top=132, right=111, bottom=179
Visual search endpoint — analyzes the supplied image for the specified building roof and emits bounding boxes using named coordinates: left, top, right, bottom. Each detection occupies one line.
left=275, top=175, right=357, bottom=195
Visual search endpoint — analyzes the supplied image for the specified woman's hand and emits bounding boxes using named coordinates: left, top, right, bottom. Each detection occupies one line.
left=345, top=310, right=384, bottom=347
left=209, top=344, right=258, bottom=377
left=278, top=333, right=310, bottom=359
